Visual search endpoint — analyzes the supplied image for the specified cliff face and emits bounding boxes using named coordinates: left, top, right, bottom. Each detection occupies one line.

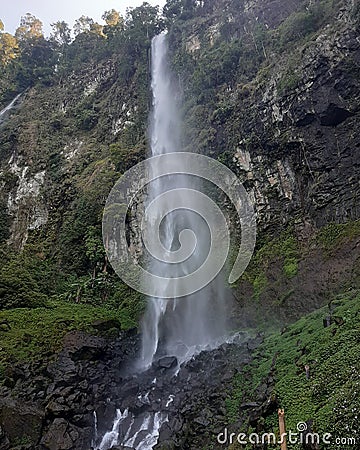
left=168, top=0, right=360, bottom=231
left=0, top=0, right=359, bottom=254
left=0, top=0, right=359, bottom=257
left=150, top=0, right=360, bottom=326
left=0, top=57, right=145, bottom=251
left=0, top=0, right=359, bottom=319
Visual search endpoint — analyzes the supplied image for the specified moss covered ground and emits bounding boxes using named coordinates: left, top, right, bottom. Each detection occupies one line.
left=0, top=299, right=138, bottom=379
left=226, top=289, right=360, bottom=449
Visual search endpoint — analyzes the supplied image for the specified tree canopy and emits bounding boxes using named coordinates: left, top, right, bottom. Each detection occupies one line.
left=15, top=13, right=43, bottom=42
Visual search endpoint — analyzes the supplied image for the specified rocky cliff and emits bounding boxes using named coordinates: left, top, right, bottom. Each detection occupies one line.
left=0, top=0, right=359, bottom=449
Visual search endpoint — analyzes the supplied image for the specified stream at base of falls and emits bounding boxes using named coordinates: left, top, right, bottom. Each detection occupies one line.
left=92, top=331, right=262, bottom=450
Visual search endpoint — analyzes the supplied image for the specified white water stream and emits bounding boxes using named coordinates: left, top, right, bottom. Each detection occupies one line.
left=0, top=93, right=22, bottom=125
left=96, top=32, right=230, bottom=450
left=140, top=32, right=227, bottom=370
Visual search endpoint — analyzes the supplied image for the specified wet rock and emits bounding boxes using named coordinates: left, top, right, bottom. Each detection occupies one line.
left=168, top=416, right=183, bottom=433
left=92, top=319, right=121, bottom=332
left=110, top=447, right=135, bottom=450
left=62, top=331, right=106, bottom=361
left=46, top=400, right=71, bottom=417
left=319, top=103, right=354, bottom=127
left=193, top=416, right=210, bottom=427
left=0, top=397, right=44, bottom=446
left=1, top=321, right=261, bottom=450
left=333, top=316, right=345, bottom=326
left=47, top=356, right=78, bottom=384
left=121, top=379, right=139, bottom=397
left=153, top=356, right=178, bottom=370
left=240, top=402, right=261, bottom=409
left=40, top=419, right=73, bottom=450
left=154, top=443, right=175, bottom=450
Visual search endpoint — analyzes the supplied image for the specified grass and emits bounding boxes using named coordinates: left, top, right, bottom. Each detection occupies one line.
left=239, top=228, right=300, bottom=297
left=316, top=220, right=360, bottom=254
left=0, top=300, right=134, bottom=375
left=226, top=289, right=360, bottom=449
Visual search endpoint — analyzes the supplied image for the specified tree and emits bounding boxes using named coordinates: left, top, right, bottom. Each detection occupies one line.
left=0, top=31, right=18, bottom=65
left=85, top=225, right=106, bottom=278
left=102, top=9, right=122, bottom=27
left=0, top=19, right=4, bottom=31
left=74, top=15, right=94, bottom=35
left=126, top=3, right=164, bottom=37
left=15, top=13, right=43, bottom=42
left=163, top=0, right=197, bottom=21
left=73, top=16, right=105, bottom=38
left=50, top=21, right=72, bottom=47
left=90, top=23, right=105, bottom=38
left=163, top=0, right=183, bottom=20
left=15, top=35, right=55, bottom=87
left=0, top=258, right=47, bottom=309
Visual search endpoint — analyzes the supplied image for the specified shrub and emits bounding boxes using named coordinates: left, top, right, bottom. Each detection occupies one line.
left=0, top=259, right=47, bottom=309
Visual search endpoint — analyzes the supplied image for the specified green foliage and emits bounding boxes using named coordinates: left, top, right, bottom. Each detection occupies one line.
left=0, top=199, right=10, bottom=243
left=102, top=9, right=122, bottom=27
left=277, top=69, right=301, bottom=94
left=76, top=108, right=98, bottom=130
left=15, top=36, right=56, bottom=88
left=126, top=3, right=164, bottom=36
left=283, top=257, right=298, bottom=278
left=73, top=16, right=95, bottom=36
left=253, top=272, right=268, bottom=301
left=106, top=283, right=145, bottom=329
left=0, top=256, right=48, bottom=309
left=50, top=21, right=72, bottom=48
left=316, top=220, right=360, bottom=253
left=164, top=0, right=198, bottom=22
left=225, top=371, right=249, bottom=423
left=110, top=139, right=145, bottom=173
left=0, top=31, right=18, bottom=66
left=242, top=229, right=299, bottom=295
left=0, top=300, right=133, bottom=369
left=226, top=290, right=360, bottom=449
left=15, top=14, right=43, bottom=42
left=57, top=192, right=103, bottom=274
left=85, top=225, right=105, bottom=270
left=277, top=0, right=336, bottom=49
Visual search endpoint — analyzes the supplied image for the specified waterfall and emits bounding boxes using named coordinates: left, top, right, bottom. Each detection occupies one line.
left=139, top=32, right=228, bottom=369
left=97, top=409, right=129, bottom=450
left=0, top=93, right=23, bottom=125
left=96, top=32, right=238, bottom=450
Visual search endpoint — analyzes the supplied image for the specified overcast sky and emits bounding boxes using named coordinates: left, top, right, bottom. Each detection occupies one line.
left=1, top=0, right=166, bottom=35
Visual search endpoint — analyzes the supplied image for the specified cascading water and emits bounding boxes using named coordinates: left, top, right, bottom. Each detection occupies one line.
left=140, top=32, right=228, bottom=369
left=96, top=32, right=236, bottom=450
left=0, top=93, right=23, bottom=125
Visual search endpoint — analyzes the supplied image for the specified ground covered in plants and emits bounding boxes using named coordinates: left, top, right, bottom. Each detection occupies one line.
left=226, top=289, right=360, bottom=450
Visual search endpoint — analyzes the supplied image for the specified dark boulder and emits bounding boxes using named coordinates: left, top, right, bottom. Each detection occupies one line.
left=92, top=319, right=121, bottom=332
left=62, top=331, right=106, bottom=362
left=40, top=419, right=73, bottom=450
left=153, top=356, right=178, bottom=370
left=0, top=397, right=44, bottom=447
left=319, top=103, right=354, bottom=127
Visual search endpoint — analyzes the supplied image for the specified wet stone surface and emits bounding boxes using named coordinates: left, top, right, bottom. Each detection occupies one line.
left=0, top=329, right=264, bottom=450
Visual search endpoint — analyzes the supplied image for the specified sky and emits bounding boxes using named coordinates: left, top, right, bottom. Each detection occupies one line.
left=1, top=0, right=166, bottom=35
